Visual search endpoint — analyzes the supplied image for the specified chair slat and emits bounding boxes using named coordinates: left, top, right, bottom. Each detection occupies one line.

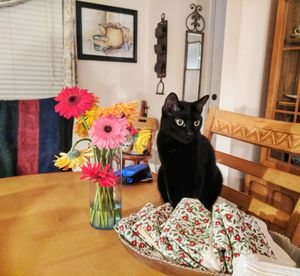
left=221, top=185, right=290, bottom=229
left=216, top=151, right=300, bottom=194
left=287, top=198, right=300, bottom=242
left=209, top=108, right=300, bottom=155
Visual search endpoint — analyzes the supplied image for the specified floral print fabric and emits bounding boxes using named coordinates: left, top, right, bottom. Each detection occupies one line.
left=115, top=203, right=173, bottom=255
left=115, top=198, right=275, bottom=274
left=211, top=203, right=275, bottom=273
left=114, top=203, right=155, bottom=255
left=158, top=198, right=211, bottom=271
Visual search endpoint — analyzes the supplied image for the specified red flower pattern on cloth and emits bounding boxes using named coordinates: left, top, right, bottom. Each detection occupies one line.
left=146, top=225, right=152, bottom=231
left=234, top=234, right=241, bottom=241
left=225, top=213, right=233, bottom=220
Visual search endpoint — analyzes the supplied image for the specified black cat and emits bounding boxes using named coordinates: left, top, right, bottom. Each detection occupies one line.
left=157, top=92, right=223, bottom=210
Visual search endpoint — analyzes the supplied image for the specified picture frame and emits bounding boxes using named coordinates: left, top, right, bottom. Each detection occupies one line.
left=76, top=1, right=138, bottom=63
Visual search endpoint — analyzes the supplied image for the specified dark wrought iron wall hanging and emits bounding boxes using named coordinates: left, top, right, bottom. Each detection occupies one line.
left=186, top=3, right=205, bottom=32
left=154, top=13, right=167, bottom=95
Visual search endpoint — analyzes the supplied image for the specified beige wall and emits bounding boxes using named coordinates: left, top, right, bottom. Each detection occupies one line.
left=77, top=0, right=205, bottom=117
left=144, top=0, right=207, bottom=119
left=77, top=0, right=149, bottom=106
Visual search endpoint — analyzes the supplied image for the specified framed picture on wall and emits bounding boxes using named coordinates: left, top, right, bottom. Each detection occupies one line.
left=76, top=1, right=137, bottom=63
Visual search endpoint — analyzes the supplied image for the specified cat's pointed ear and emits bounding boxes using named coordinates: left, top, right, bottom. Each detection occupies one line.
left=163, top=92, right=180, bottom=113
left=194, top=95, right=209, bottom=113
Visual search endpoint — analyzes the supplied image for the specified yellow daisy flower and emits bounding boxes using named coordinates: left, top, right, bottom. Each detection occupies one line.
left=75, top=105, right=98, bottom=138
left=74, top=120, right=89, bottom=138
left=54, top=148, right=93, bottom=170
left=96, top=101, right=138, bottom=124
left=133, top=129, right=151, bottom=154
left=84, top=104, right=99, bottom=127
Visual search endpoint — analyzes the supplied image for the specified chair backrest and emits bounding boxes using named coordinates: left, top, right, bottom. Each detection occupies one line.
left=133, top=117, right=159, bottom=155
left=203, top=108, right=300, bottom=245
left=0, top=98, right=73, bottom=178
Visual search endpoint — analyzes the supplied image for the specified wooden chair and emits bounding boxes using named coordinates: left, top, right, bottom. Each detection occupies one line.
left=203, top=108, right=300, bottom=246
left=122, top=117, right=159, bottom=168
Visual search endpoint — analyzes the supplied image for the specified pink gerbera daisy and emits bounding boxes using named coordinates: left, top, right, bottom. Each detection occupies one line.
left=89, top=116, right=129, bottom=149
left=80, top=162, right=118, bottom=187
left=55, top=86, right=97, bottom=119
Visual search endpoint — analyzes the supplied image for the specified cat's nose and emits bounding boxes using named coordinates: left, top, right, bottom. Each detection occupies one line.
left=187, top=131, right=193, bottom=137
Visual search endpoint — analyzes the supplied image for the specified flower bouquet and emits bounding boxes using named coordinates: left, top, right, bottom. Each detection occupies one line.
left=53, top=86, right=137, bottom=229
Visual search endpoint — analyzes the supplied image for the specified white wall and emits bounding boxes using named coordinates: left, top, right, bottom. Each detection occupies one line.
left=77, top=0, right=205, bottom=117
left=77, top=0, right=149, bottom=106
left=144, top=0, right=207, bottom=119
left=216, top=0, right=277, bottom=188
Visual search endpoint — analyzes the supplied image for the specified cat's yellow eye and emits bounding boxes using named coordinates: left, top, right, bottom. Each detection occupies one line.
left=194, top=120, right=200, bottom=127
left=175, top=119, right=185, bottom=126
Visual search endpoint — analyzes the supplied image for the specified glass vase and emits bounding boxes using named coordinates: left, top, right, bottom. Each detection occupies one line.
left=89, top=147, right=122, bottom=230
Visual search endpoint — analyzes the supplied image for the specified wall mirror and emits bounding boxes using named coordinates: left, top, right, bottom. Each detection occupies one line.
left=182, top=4, right=205, bottom=101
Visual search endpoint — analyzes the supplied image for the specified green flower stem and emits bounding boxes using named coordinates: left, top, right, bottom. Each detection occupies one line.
left=90, top=184, right=120, bottom=229
left=98, top=188, right=102, bottom=227
left=107, top=187, right=114, bottom=208
left=80, top=115, right=90, bottom=130
left=71, top=138, right=92, bottom=151
left=93, top=146, right=99, bottom=163
left=101, top=149, right=106, bottom=165
left=89, top=148, right=121, bottom=229
left=90, top=186, right=98, bottom=224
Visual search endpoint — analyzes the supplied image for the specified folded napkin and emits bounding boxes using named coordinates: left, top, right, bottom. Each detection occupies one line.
left=115, top=203, right=155, bottom=255
left=115, top=203, right=173, bottom=255
left=136, top=203, right=173, bottom=251
left=115, top=198, right=296, bottom=274
left=211, top=202, right=275, bottom=273
left=232, top=254, right=300, bottom=276
left=158, top=198, right=212, bottom=271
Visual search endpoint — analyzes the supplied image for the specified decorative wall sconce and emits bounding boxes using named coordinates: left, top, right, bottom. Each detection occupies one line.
left=186, top=3, right=205, bottom=32
left=154, top=13, right=168, bottom=95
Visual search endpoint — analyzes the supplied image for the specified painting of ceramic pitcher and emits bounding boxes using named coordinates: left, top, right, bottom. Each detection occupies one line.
left=93, top=23, right=133, bottom=52
left=76, top=2, right=137, bottom=63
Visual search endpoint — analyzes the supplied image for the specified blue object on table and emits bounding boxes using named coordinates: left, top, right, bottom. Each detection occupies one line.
left=121, top=164, right=152, bottom=184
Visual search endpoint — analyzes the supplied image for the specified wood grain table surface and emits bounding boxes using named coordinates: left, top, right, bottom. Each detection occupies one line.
left=0, top=172, right=166, bottom=276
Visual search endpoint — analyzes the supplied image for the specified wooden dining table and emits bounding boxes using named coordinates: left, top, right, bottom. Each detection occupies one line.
left=0, top=172, right=167, bottom=276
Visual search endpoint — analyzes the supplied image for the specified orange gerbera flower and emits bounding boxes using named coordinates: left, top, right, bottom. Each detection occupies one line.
left=96, top=101, right=137, bottom=125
